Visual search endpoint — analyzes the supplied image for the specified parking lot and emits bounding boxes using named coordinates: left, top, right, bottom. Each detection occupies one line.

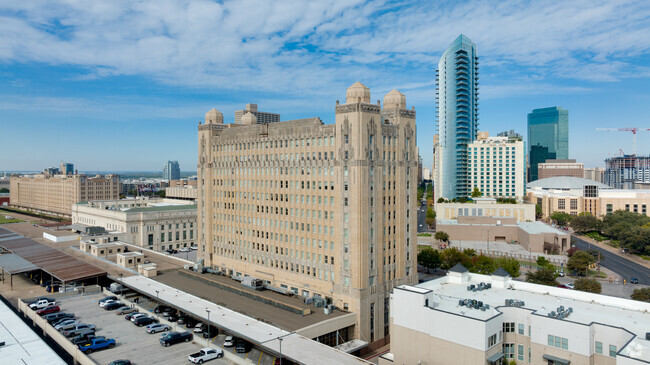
left=56, top=293, right=238, bottom=365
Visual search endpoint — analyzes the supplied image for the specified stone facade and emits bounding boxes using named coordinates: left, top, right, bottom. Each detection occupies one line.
left=197, top=82, right=419, bottom=347
left=10, top=174, right=120, bottom=217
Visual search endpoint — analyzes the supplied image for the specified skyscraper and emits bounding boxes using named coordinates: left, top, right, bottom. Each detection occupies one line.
left=435, top=35, right=479, bottom=200
left=527, top=107, right=569, bottom=182
left=163, top=160, right=180, bottom=180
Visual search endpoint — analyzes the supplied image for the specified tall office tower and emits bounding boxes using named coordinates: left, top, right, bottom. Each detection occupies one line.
left=527, top=107, right=569, bottom=182
left=163, top=161, right=181, bottom=180
left=234, top=103, right=280, bottom=124
left=60, top=162, right=74, bottom=175
left=604, top=155, right=650, bottom=189
left=467, top=133, right=525, bottom=198
left=435, top=35, right=479, bottom=200
left=197, top=82, right=418, bottom=346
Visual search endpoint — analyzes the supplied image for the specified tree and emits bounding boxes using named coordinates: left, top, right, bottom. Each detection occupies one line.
left=437, top=197, right=446, bottom=203
left=571, top=213, right=598, bottom=233
left=425, top=208, right=436, bottom=228
left=567, top=251, right=595, bottom=275
left=425, top=217, right=436, bottom=228
left=434, top=231, right=449, bottom=243
left=567, top=246, right=579, bottom=257
left=471, top=255, right=496, bottom=275
left=471, top=187, right=482, bottom=198
left=574, top=278, right=602, bottom=293
left=631, top=288, right=650, bottom=302
left=417, top=248, right=441, bottom=273
left=440, top=247, right=465, bottom=270
left=525, top=268, right=559, bottom=286
left=0, top=188, right=8, bottom=193
left=550, top=212, right=572, bottom=226
left=535, top=204, right=543, bottom=220
left=536, top=256, right=550, bottom=267
left=495, top=257, right=521, bottom=278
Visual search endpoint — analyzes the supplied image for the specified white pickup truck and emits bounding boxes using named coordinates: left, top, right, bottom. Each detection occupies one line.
left=29, top=299, right=56, bottom=309
left=188, top=348, right=224, bottom=363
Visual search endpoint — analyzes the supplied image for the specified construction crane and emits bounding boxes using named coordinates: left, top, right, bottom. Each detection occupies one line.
left=595, top=128, right=650, bottom=155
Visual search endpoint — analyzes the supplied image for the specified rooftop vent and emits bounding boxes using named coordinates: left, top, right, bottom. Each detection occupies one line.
left=548, top=306, right=572, bottom=319
left=505, top=299, right=525, bottom=307
left=467, top=282, right=491, bottom=292
left=459, top=299, right=490, bottom=311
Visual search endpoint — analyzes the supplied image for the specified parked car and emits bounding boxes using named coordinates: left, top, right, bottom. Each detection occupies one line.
left=193, top=323, right=205, bottom=333
left=154, top=305, right=170, bottom=314
left=98, top=296, right=118, bottom=305
left=46, top=284, right=60, bottom=293
left=167, top=313, right=179, bottom=322
left=108, top=361, right=131, bottom=365
left=179, top=247, right=190, bottom=252
left=202, top=325, right=218, bottom=338
left=116, top=306, right=137, bottom=315
left=146, top=323, right=171, bottom=334
left=565, top=283, right=575, bottom=290
left=37, top=305, right=60, bottom=316
left=29, top=299, right=56, bottom=310
left=188, top=347, right=224, bottom=363
left=631, top=278, right=639, bottom=284
left=133, top=316, right=158, bottom=327
left=223, top=336, right=235, bottom=347
left=555, top=270, right=565, bottom=277
left=177, top=316, right=191, bottom=325
left=104, top=301, right=124, bottom=310
left=55, top=319, right=80, bottom=331
left=184, top=318, right=198, bottom=329
left=45, top=312, right=75, bottom=324
left=78, top=337, right=116, bottom=354
left=235, top=339, right=251, bottom=353
left=125, top=312, right=142, bottom=321
left=27, top=297, right=55, bottom=305
left=63, top=324, right=97, bottom=337
left=129, top=313, right=148, bottom=322
left=70, top=331, right=100, bottom=345
left=52, top=317, right=77, bottom=327
left=162, top=308, right=177, bottom=317
left=190, top=245, right=198, bottom=250
left=159, top=331, right=192, bottom=347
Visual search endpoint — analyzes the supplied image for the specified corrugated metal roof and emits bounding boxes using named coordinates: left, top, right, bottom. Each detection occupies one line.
left=0, top=227, right=106, bottom=282
left=0, top=254, right=40, bottom=274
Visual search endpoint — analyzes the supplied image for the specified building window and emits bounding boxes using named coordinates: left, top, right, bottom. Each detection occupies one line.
left=606, top=204, right=613, bottom=215
left=595, top=341, right=602, bottom=354
left=503, top=343, right=514, bottom=359
left=558, top=199, right=566, bottom=209
left=517, top=344, right=524, bottom=361
left=548, top=335, right=568, bottom=350
left=518, top=323, right=524, bottom=335
left=488, top=334, right=497, bottom=348
left=570, top=199, right=578, bottom=210
left=503, top=322, right=515, bottom=333
left=609, top=345, right=617, bottom=357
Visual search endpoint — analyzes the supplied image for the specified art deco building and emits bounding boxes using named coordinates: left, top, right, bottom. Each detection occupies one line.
left=197, top=82, right=419, bottom=348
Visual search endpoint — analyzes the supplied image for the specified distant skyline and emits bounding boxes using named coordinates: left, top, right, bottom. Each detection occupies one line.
left=1, top=1, right=650, bottom=171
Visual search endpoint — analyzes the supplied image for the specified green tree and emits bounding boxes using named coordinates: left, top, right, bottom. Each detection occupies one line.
left=535, top=204, right=543, bottom=220
left=437, top=197, right=446, bottom=203
left=425, top=217, right=436, bottom=228
left=434, top=231, right=449, bottom=243
left=536, top=256, right=550, bottom=267
left=495, top=257, right=521, bottom=277
left=631, top=288, right=650, bottom=302
left=550, top=211, right=573, bottom=226
left=0, top=188, right=8, bottom=193
left=471, top=255, right=496, bottom=275
left=525, top=268, right=559, bottom=286
left=426, top=207, right=436, bottom=219
left=571, top=213, right=598, bottom=233
left=574, top=278, right=602, bottom=293
left=440, top=247, right=465, bottom=270
left=417, top=247, right=441, bottom=273
left=471, top=187, right=482, bottom=198
left=567, top=251, right=595, bottom=275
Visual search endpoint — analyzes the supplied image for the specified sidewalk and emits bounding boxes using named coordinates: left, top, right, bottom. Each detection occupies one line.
left=573, top=233, right=650, bottom=270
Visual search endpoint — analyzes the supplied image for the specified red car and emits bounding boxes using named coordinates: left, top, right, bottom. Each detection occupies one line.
left=37, top=305, right=60, bottom=316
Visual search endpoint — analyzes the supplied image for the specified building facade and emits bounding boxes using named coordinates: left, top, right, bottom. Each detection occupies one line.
left=537, top=159, right=584, bottom=179
left=528, top=107, right=569, bottom=182
left=72, top=198, right=197, bottom=252
left=381, top=269, right=650, bottom=365
left=60, top=162, right=74, bottom=175
left=234, top=103, right=280, bottom=124
left=197, top=82, right=419, bottom=348
left=435, top=34, right=479, bottom=200
left=604, top=155, right=650, bottom=189
left=165, top=186, right=198, bottom=200
left=163, top=160, right=181, bottom=180
left=584, top=167, right=605, bottom=184
left=436, top=198, right=535, bottom=222
left=468, top=133, right=525, bottom=198
left=10, top=173, right=119, bottom=217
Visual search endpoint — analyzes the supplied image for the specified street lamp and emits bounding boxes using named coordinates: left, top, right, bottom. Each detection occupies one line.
left=119, top=273, right=123, bottom=295
left=155, top=290, right=160, bottom=318
left=278, top=337, right=283, bottom=365
left=206, top=308, right=211, bottom=339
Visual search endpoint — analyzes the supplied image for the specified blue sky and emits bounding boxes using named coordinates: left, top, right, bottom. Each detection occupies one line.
left=1, top=0, right=650, bottom=172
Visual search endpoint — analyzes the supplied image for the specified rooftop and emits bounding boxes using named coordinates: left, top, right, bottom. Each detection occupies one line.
left=527, top=176, right=610, bottom=190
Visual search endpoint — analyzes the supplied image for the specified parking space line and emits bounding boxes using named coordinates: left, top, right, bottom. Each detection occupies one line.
left=258, top=351, right=263, bottom=364
left=272, top=356, right=276, bottom=364
left=245, top=351, right=250, bottom=359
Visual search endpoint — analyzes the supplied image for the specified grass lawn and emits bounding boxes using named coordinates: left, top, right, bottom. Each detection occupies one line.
left=0, top=216, right=24, bottom=224
left=417, top=233, right=431, bottom=237
left=584, top=231, right=608, bottom=242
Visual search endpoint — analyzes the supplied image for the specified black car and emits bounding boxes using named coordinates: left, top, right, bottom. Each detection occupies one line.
left=45, top=312, right=75, bottom=324
left=159, top=331, right=192, bottom=347
left=167, top=313, right=179, bottom=322
left=631, top=278, right=639, bottom=284
left=162, top=308, right=177, bottom=317
left=103, top=301, right=124, bottom=310
left=184, top=319, right=198, bottom=329
left=202, top=325, right=219, bottom=338
left=177, top=316, right=191, bottom=325
left=71, top=335, right=104, bottom=346
left=133, top=316, right=158, bottom=327
left=98, top=296, right=118, bottom=305
left=108, top=361, right=132, bottom=365
left=235, top=339, right=251, bottom=353
left=154, top=305, right=170, bottom=314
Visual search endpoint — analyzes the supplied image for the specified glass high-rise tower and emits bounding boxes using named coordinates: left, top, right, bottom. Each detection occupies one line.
left=435, top=35, right=479, bottom=199
left=163, top=160, right=181, bottom=180
left=527, top=107, right=569, bottom=182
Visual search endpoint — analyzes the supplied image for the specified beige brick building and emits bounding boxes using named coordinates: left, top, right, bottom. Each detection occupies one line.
left=538, top=159, right=584, bottom=179
left=197, top=82, right=419, bottom=349
left=10, top=173, right=119, bottom=217
left=165, top=186, right=198, bottom=200
left=468, top=133, right=526, bottom=198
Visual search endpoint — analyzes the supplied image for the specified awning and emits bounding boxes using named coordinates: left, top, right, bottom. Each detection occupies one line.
left=543, top=354, right=570, bottom=364
left=0, top=253, right=39, bottom=274
left=334, top=339, right=369, bottom=353
left=487, top=352, right=504, bottom=363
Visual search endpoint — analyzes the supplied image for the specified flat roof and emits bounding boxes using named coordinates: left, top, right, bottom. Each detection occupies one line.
left=0, top=227, right=106, bottom=282
left=0, top=253, right=40, bottom=274
left=517, top=222, right=568, bottom=235
left=0, top=298, right=67, bottom=364
left=121, top=275, right=370, bottom=365
left=123, top=204, right=196, bottom=213
left=416, top=274, right=650, bottom=338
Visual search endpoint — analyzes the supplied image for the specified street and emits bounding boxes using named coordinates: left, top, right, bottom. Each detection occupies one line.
left=572, top=235, right=650, bottom=285
left=417, top=204, right=428, bottom=232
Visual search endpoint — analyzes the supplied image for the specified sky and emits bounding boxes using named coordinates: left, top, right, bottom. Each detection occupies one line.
left=1, top=0, right=650, bottom=172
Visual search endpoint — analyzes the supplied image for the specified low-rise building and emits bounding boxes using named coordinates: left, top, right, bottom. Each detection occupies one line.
left=436, top=198, right=535, bottom=222
left=72, top=197, right=196, bottom=252
left=165, top=186, right=197, bottom=201
left=382, top=267, right=650, bottom=365
left=584, top=167, right=605, bottom=184
left=436, top=216, right=570, bottom=254
left=10, top=173, right=119, bottom=217
left=538, top=159, right=584, bottom=179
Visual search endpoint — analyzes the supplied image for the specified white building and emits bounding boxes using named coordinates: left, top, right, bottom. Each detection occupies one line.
left=72, top=197, right=196, bottom=252
left=468, top=133, right=526, bottom=199
left=381, top=266, right=650, bottom=365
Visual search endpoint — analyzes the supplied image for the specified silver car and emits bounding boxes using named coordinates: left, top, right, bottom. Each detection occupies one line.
left=146, top=323, right=171, bottom=334
left=55, top=320, right=79, bottom=331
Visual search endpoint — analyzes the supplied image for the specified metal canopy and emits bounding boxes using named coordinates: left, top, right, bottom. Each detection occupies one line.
left=543, top=354, right=570, bottom=364
left=0, top=228, right=106, bottom=282
left=486, top=352, right=505, bottom=363
left=0, top=254, right=39, bottom=274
